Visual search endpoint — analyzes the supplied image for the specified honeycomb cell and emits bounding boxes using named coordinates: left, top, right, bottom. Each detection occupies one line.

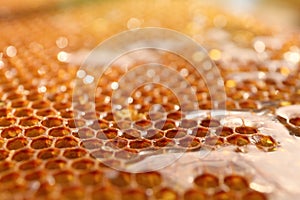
left=212, top=191, right=237, bottom=200
left=63, top=148, right=87, bottom=159
left=227, top=135, right=250, bottom=146
left=24, top=170, right=45, bottom=182
left=180, top=119, right=198, bottom=128
left=92, top=187, right=119, bottom=200
left=41, top=117, right=63, bottom=128
left=252, top=134, right=277, bottom=151
left=35, top=182, right=53, bottom=197
left=6, top=137, right=28, bottom=150
left=31, top=137, right=52, bottom=149
left=31, top=100, right=51, bottom=109
left=5, top=92, right=23, bottom=100
left=11, top=99, right=29, bottom=108
left=83, top=111, right=100, bottom=120
left=37, top=148, right=60, bottom=159
left=0, top=149, right=9, bottom=161
left=133, top=119, right=152, bottom=130
left=183, top=189, right=207, bottom=200
left=36, top=108, right=57, bottom=117
left=0, top=117, right=16, bottom=127
left=115, top=148, right=139, bottom=160
left=167, top=111, right=184, bottom=120
left=204, top=136, right=225, bottom=146
left=12, top=148, right=35, bottom=162
left=0, top=172, right=20, bottom=184
left=289, top=117, right=300, bottom=126
left=1, top=126, right=22, bottom=138
left=53, top=102, right=71, bottom=110
left=200, top=118, right=220, bottom=128
left=146, top=111, right=164, bottom=121
left=0, top=108, right=10, bottom=117
left=97, top=128, right=118, bottom=140
left=55, top=136, right=78, bottom=148
left=191, top=127, right=209, bottom=137
left=235, top=126, right=257, bottom=134
left=135, top=171, right=162, bottom=188
left=224, top=175, right=249, bottom=191
left=71, top=158, right=95, bottom=170
left=122, top=129, right=141, bottom=139
left=90, top=119, right=110, bottom=130
left=66, top=119, right=86, bottom=128
left=19, top=116, right=40, bottom=127
left=165, top=128, right=187, bottom=138
left=216, top=126, right=234, bottom=137
left=109, top=172, right=132, bottom=187
left=145, top=129, right=164, bottom=140
left=95, top=103, right=112, bottom=112
left=242, top=191, right=268, bottom=200
left=154, top=138, right=176, bottom=147
left=81, top=139, right=103, bottom=150
left=194, top=173, right=219, bottom=189
left=155, top=188, right=178, bottom=200
left=60, top=110, right=75, bottom=118
left=79, top=170, right=103, bottom=185
left=90, top=149, right=114, bottom=159
left=19, top=159, right=41, bottom=170
left=0, top=161, right=14, bottom=173
left=77, top=127, right=95, bottom=139
left=239, top=100, right=258, bottom=110
left=45, top=159, right=67, bottom=170
left=103, top=112, right=114, bottom=121
left=129, top=139, right=152, bottom=149
left=178, top=136, right=201, bottom=149
left=106, top=137, right=128, bottom=149
left=114, top=120, right=132, bottom=130
left=122, top=189, right=147, bottom=200
left=53, top=170, right=74, bottom=184
left=48, top=127, right=71, bottom=137
left=26, top=92, right=44, bottom=101
left=13, top=108, right=33, bottom=117
left=155, top=119, right=177, bottom=130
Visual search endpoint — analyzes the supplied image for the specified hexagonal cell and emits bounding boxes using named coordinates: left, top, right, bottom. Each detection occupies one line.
left=154, top=137, right=176, bottom=148
left=242, top=191, right=268, bottom=200
left=13, top=108, right=33, bottom=117
left=37, top=148, right=60, bottom=160
left=122, top=189, right=147, bottom=200
left=115, top=148, right=139, bottom=160
left=227, top=134, right=250, bottom=146
left=194, top=173, right=219, bottom=189
left=0, top=172, right=20, bottom=184
left=0, top=161, right=14, bottom=173
left=0, top=149, right=9, bottom=161
left=92, top=186, right=119, bottom=200
left=12, top=148, right=35, bottom=162
left=235, top=126, right=258, bottom=134
left=106, top=137, right=128, bottom=149
left=129, top=139, right=152, bottom=149
left=82, top=111, right=100, bottom=120
left=155, top=119, right=177, bottom=130
left=133, top=119, right=152, bottom=130
left=11, top=99, right=29, bottom=108
left=48, top=127, right=71, bottom=137
left=165, top=128, right=187, bottom=138
left=216, top=126, right=234, bottom=137
left=183, top=189, right=207, bottom=200
left=0, top=108, right=10, bottom=117
left=76, top=127, right=95, bottom=139
left=0, top=117, right=16, bottom=127
left=81, top=139, right=103, bottom=150
left=224, top=175, right=249, bottom=191
left=191, top=127, right=209, bottom=137
left=155, top=188, right=178, bottom=200
left=109, top=172, right=132, bottom=188
left=19, top=116, right=40, bottom=127
left=204, top=136, right=225, bottom=146
left=36, top=108, right=57, bottom=117
left=19, top=159, right=42, bottom=170
left=31, top=137, right=52, bottom=149
left=178, top=136, right=201, bottom=149
left=252, top=134, right=277, bottom=151
left=1, top=126, right=22, bottom=138
left=45, top=159, right=67, bottom=170
left=121, top=129, right=141, bottom=139
left=24, top=126, right=46, bottom=138
left=180, top=119, right=198, bottom=128
left=24, top=170, right=45, bottom=182
left=60, top=110, right=76, bottom=119
left=63, top=148, right=87, bottom=159
left=55, top=136, right=78, bottom=148
left=91, top=149, right=114, bottom=159
left=239, top=100, right=258, bottom=110
left=145, top=129, right=164, bottom=140
left=26, top=92, right=44, bottom=101
left=53, top=102, right=71, bottom=111
left=6, top=137, right=28, bottom=150
left=41, top=117, right=63, bottom=128
left=90, top=119, right=110, bottom=130
left=97, top=128, right=118, bottom=140
left=35, top=182, right=54, bottom=197
left=146, top=111, right=164, bottom=121
left=71, top=158, right=95, bottom=170
left=103, top=112, right=115, bottom=121
left=200, top=118, right=220, bottom=128
left=167, top=111, right=184, bottom=120
left=135, top=171, right=162, bottom=188
left=79, top=170, right=103, bottom=185
left=66, top=119, right=86, bottom=128
left=53, top=170, right=74, bottom=184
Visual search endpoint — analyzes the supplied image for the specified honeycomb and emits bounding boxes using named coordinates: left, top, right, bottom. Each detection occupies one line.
left=0, top=0, right=299, bottom=199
